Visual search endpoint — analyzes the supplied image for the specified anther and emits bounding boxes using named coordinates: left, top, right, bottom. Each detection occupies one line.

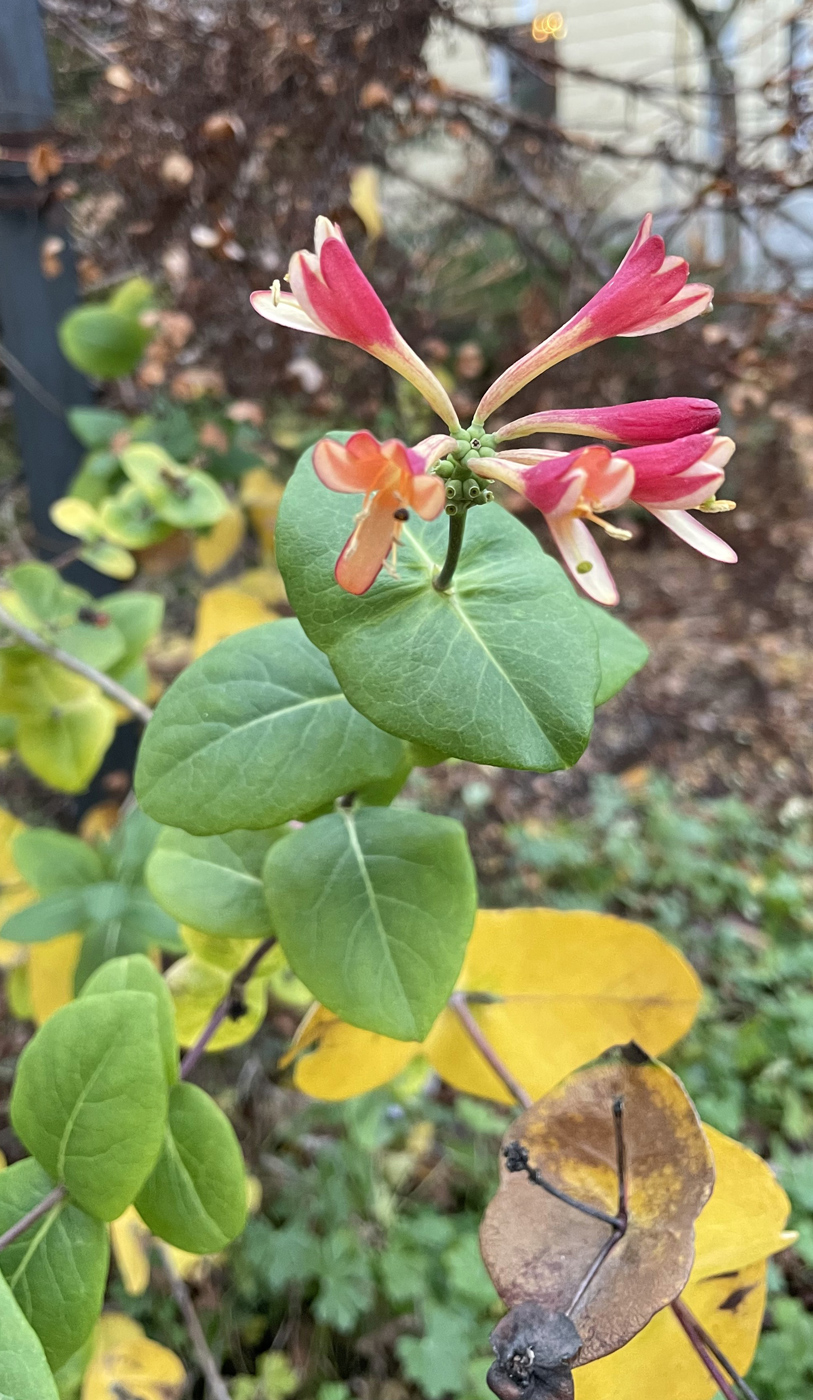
left=393, top=507, right=409, bottom=521
left=576, top=561, right=593, bottom=574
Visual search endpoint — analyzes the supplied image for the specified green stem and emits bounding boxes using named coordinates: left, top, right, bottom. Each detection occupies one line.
left=434, top=508, right=467, bottom=592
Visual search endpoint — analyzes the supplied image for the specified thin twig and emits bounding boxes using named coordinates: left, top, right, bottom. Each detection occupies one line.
left=671, top=1298, right=740, bottom=1400
left=179, top=936, right=276, bottom=1079
left=0, top=341, right=66, bottom=419
left=504, top=1141, right=625, bottom=1229
left=448, top=991, right=532, bottom=1109
left=0, top=600, right=154, bottom=724
left=157, top=1241, right=231, bottom=1400
left=0, top=1184, right=67, bottom=1253
left=673, top=1298, right=761, bottom=1400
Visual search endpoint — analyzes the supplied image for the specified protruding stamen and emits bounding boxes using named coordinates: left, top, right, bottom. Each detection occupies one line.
left=697, top=498, right=736, bottom=513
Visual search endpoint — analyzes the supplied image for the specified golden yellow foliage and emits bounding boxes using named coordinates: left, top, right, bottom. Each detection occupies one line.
left=81, top=1313, right=185, bottom=1400
left=166, top=954, right=267, bottom=1051
left=193, top=503, right=246, bottom=576
left=574, top=1127, right=792, bottom=1398
left=193, top=585, right=275, bottom=657
left=239, top=467, right=284, bottom=558
left=0, top=808, right=35, bottom=968
left=28, top=933, right=83, bottom=1024
left=349, top=165, right=384, bottom=239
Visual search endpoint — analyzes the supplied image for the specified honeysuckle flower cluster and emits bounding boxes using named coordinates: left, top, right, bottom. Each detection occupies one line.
left=252, top=214, right=737, bottom=602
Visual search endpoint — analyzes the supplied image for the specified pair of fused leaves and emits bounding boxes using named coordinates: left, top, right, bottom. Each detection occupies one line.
left=0, top=808, right=183, bottom=990
left=0, top=565, right=163, bottom=787
left=479, top=1049, right=793, bottom=1399
left=274, top=438, right=649, bottom=772
left=284, top=906, right=702, bottom=1101
left=2, top=953, right=246, bottom=1375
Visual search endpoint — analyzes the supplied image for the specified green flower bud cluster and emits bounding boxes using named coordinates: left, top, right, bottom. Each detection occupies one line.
left=432, top=426, right=497, bottom=517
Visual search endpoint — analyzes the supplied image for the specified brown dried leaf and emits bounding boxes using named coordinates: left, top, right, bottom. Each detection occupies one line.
left=480, top=1046, right=714, bottom=1366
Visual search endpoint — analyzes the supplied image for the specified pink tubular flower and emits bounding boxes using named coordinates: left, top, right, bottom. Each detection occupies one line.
left=251, top=217, right=459, bottom=430
left=312, top=431, right=447, bottom=595
left=479, top=431, right=736, bottom=605
left=494, top=397, right=721, bottom=446
left=475, top=216, right=714, bottom=423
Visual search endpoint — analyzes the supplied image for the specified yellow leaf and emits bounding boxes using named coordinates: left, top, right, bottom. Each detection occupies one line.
left=166, top=954, right=267, bottom=1050
left=193, top=503, right=246, bottom=576
left=0, top=807, right=35, bottom=967
left=81, top=1313, right=186, bottom=1400
left=79, top=801, right=121, bottom=844
left=691, top=1125, right=794, bottom=1278
left=28, top=933, right=83, bottom=1023
left=109, top=1206, right=152, bottom=1296
left=236, top=564, right=288, bottom=607
left=574, top=1261, right=767, bottom=1400
left=287, top=1003, right=419, bottom=1100
left=288, top=909, right=701, bottom=1104
left=349, top=165, right=384, bottom=240
left=180, top=925, right=263, bottom=972
left=573, top=1125, right=791, bottom=1400
left=0, top=1149, right=6, bottom=1170
left=49, top=496, right=100, bottom=541
left=239, top=467, right=284, bottom=558
left=426, top=908, right=702, bottom=1104
left=193, top=585, right=275, bottom=658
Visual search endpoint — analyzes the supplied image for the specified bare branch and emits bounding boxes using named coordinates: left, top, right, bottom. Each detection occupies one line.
left=0, top=600, right=154, bottom=725
left=0, top=1185, right=67, bottom=1254
left=158, top=1242, right=231, bottom=1400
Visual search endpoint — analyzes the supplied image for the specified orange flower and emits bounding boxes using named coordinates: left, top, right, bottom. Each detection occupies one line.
left=313, top=432, right=448, bottom=594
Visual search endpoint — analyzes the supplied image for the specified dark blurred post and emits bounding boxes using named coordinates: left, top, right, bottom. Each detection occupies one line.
left=0, top=0, right=94, bottom=564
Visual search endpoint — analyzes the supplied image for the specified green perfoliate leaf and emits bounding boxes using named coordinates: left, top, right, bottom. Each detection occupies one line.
left=0, top=1269, right=60, bottom=1400
left=276, top=439, right=600, bottom=771
left=12, top=829, right=104, bottom=895
left=135, top=1081, right=247, bottom=1253
left=262, top=807, right=477, bottom=1040
left=581, top=599, right=649, bottom=705
left=10, top=990, right=167, bottom=1220
left=99, top=591, right=164, bottom=670
left=80, top=954, right=178, bottom=1085
left=134, top=618, right=409, bottom=835
left=0, top=1159, right=108, bottom=1370
left=146, top=828, right=283, bottom=938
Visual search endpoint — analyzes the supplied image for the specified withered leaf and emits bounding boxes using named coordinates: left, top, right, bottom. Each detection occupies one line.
left=480, top=1045, right=714, bottom=1365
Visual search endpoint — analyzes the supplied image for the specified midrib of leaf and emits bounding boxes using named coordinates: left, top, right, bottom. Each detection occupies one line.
left=162, top=1125, right=226, bottom=1243
left=400, top=525, right=564, bottom=750
left=169, top=690, right=345, bottom=766
left=8, top=1201, right=66, bottom=1290
left=338, top=809, right=412, bottom=1029
left=56, top=1043, right=118, bottom=1182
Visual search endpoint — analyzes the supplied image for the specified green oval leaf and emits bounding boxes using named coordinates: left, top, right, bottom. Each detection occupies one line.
left=10, top=990, right=167, bottom=1220
left=67, top=406, right=129, bottom=449
left=134, top=618, right=409, bottom=835
left=0, top=1270, right=59, bottom=1400
left=263, top=807, right=477, bottom=1041
left=135, top=1081, right=247, bottom=1253
left=0, top=1159, right=108, bottom=1370
left=80, top=953, right=178, bottom=1085
left=58, top=306, right=151, bottom=379
left=147, top=828, right=283, bottom=939
left=276, top=440, right=600, bottom=772
left=581, top=599, right=649, bottom=706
